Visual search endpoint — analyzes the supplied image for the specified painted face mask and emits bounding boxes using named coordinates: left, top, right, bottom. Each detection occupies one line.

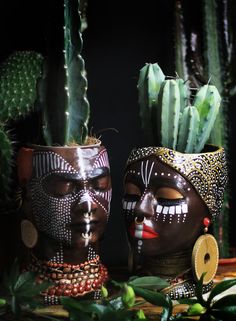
left=123, top=146, right=227, bottom=298
left=18, top=144, right=111, bottom=304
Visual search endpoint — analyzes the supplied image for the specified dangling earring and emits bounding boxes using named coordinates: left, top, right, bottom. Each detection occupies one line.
left=21, top=219, right=38, bottom=248
left=191, top=217, right=219, bottom=285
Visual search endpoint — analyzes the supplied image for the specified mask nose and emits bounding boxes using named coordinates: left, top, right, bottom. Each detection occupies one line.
left=134, top=191, right=156, bottom=222
left=74, top=191, right=98, bottom=214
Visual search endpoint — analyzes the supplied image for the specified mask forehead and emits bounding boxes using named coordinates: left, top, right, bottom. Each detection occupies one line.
left=31, top=146, right=110, bottom=178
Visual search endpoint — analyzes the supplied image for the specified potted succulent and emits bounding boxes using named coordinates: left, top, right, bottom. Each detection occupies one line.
left=0, top=0, right=111, bottom=305
left=123, top=63, right=228, bottom=299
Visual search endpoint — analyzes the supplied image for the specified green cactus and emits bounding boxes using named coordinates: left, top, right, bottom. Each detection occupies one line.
left=175, top=78, right=189, bottom=113
left=176, top=105, right=200, bottom=153
left=0, top=51, right=43, bottom=205
left=0, top=0, right=90, bottom=212
left=0, top=128, right=13, bottom=199
left=43, top=0, right=90, bottom=145
left=137, top=63, right=165, bottom=145
left=193, top=84, right=221, bottom=152
left=158, top=79, right=181, bottom=150
left=137, top=62, right=221, bottom=154
left=174, top=0, right=234, bottom=258
left=0, top=51, right=43, bottom=122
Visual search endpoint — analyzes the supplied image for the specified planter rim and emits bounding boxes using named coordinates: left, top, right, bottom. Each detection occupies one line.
left=26, top=139, right=102, bottom=151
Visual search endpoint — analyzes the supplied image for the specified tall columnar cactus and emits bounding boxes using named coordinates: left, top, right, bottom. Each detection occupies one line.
left=0, top=0, right=90, bottom=212
left=43, top=0, right=90, bottom=145
left=174, top=0, right=236, bottom=257
left=137, top=63, right=221, bottom=154
left=137, top=63, right=165, bottom=145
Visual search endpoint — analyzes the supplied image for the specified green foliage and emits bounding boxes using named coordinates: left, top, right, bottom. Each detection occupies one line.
left=0, top=260, right=236, bottom=321
left=137, top=63, right=221, bottom=153
left=1, top=258, right=52, bottom=320
left=0, top=1, right=90, bottom=213
left=174, top=0, right=236, bottom=257
left=0, top=51, right=43, bottom=122
left=43, top=0, right=90, bottom=145
left=0, top=52, right=43, bottom=206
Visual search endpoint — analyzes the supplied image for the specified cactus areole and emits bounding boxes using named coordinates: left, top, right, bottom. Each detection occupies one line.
left=123, top=63, right=228, bottom=299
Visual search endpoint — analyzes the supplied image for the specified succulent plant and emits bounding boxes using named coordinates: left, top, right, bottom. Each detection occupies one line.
left=0, top=51, right=43, bottom=205
left=42, top=0, right=90, bottom=146
left=137, top=62, right=221, bottom=153
left=0, top=0, right=90, bottom=209
left=174, top=0, right=236, bottom=257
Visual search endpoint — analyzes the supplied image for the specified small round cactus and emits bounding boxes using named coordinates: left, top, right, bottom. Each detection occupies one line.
left=0, top=51, right=43, bottom=122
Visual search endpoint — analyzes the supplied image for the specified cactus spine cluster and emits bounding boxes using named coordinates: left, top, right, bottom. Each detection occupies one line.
left=0, top=52, right=43, bottom=205
left=43, top=0, right=90, bottom=146
left=0, top=0, right=90, bottom=209
left=138, top=63, right=221, bottom=153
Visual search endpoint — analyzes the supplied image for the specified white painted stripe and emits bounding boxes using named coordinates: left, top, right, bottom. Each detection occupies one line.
left=169, top=206, right=175, bottom=215
left=156, top=205, right=163, bottom=214
left=163, top=206, right=168, bottom=214
left=176, top=205, right=182, bottom=214
left=127, top=202, right=132, bottom=210
left=131, top=202, right=136, bottom=209
left=182, top=203, right=188, bottom=213
left=135, top=229, right=143, bottom=238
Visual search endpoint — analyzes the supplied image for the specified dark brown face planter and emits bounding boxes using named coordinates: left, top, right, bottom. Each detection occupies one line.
left=123, top=145, right=227, bottom=299
left=17, top=140, right=111, bottom=304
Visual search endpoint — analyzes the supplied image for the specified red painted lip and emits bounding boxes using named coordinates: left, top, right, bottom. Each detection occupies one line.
left=129, top=222, right=159, bottom=239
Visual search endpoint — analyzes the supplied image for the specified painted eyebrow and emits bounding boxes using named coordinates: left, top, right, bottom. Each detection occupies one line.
left=49, top=167, right=110, bottom=181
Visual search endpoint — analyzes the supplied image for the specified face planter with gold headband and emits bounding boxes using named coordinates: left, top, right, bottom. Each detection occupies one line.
left=123, top=145, right=227, bottom=299
left=18, top=142, right=111, bottom=304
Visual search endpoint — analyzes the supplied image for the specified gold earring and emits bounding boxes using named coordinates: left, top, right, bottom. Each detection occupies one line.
left=191, top=218, right=219, bottom=285
left=21, top=219, right=38, bottom=248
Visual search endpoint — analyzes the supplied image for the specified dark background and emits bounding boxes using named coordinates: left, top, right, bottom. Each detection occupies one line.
left=0, top=0, right=235, bottom=270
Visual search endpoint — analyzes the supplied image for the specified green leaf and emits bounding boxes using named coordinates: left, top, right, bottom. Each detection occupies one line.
left=61, top=297, right=109, bottom=318
left=128, top=276, right=170, bottom=291
left=207, top=279, right=236, bottom=304
left=211, top=294, right=236, bottom=310
left=15, top=281, right=51, bottom=299
left=13, top=271, right=36, bottom=292
left=11, top=295, right=21, bottom=318
left=195, top=272, right=207, bottom=306
left=211, top=307, right=236, bottom=321
left=5, top=258, right=20, bottom=293
left=132, top=286, right=170, bottom=308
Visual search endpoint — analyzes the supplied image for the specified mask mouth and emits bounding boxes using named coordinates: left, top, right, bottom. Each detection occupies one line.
left=69, top=220, right=99, bottom=232
left=129, top=220, right=159, bottom=239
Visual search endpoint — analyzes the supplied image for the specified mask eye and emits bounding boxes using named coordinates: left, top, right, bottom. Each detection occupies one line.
left=93, top=176, right=111, bottom=192
left=156, top=187, right=183, bottom=201
left=124, top=182, right=141, bottom=196
left=43, top=175, right=76, bottom=197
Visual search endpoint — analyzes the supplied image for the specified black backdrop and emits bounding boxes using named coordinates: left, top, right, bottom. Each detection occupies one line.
left=0, top=0, right=235, bottom=270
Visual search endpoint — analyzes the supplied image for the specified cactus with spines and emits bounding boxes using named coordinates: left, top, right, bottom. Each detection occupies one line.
left=0, top=51, right=43, bottom=122
left=43, top=0, right=90, bottom=145
left=177, top=105, right=200, bottom=153
left=137, top=62, right=221, bottom=153
left=137, top=63, right=165, bottom=145
left=0, top=51, right=43, bottom=206
left=0, top=0, right=90, bottom=211
left=193, top=84, right=221, bottom=152
left=158, top=79, right=181, bottom=150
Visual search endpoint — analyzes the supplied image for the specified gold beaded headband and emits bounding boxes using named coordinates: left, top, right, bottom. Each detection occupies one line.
left=126, top=145, right=228, bottom=219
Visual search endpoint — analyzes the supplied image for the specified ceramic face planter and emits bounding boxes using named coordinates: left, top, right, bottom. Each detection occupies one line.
left=123, top=145, right=227, bottom=299
left=18, top=142, right=111, bottom=304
